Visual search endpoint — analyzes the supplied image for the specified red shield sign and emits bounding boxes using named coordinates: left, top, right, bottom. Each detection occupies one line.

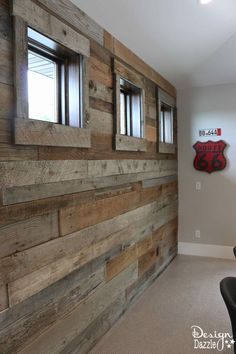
left=193, top=140, right=227, bottom=173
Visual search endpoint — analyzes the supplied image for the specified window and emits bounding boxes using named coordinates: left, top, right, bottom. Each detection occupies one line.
left=160, top=102, right=173, bottom=144
left=158, top=88, right=176, bottom=154
left=113, top=59, right=147, bottom=152
left=27, top=27, right=83, bottom=127
left=120, top=78, right=143, bottom=138
left=13, top=8, right=91, bottom=148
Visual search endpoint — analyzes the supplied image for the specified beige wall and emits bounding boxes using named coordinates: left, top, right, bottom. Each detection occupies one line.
left=178, top=83, right=236, bottom=249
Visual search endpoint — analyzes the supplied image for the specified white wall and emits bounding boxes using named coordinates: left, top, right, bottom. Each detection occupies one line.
left=178, top=83, right=236, bottom=257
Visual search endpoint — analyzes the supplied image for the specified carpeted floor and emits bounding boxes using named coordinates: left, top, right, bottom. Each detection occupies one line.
left=89, top=255, right=236, bottom=354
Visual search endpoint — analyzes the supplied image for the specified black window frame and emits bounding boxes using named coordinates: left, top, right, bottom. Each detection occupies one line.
left=119, top=77, right=143, bottom=139
left=27, top=27, right=83, bottom=128
left=160, top=101, right=174, bottom=144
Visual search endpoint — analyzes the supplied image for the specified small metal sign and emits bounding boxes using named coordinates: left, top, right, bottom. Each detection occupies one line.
left=193, top=140, right=227, bottom=174
left=199, top=128, right=221, bottom=137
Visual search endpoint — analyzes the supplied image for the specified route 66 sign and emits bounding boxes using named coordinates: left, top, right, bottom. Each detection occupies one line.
left=193, top=140, right=227, bottom=174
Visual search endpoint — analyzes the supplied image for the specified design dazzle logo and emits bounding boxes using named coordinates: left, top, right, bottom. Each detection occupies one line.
left=191, top=326, right=235, bottom=351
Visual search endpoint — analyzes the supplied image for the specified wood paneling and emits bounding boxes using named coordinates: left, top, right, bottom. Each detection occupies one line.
left=0, top=1, right=178, bottom=353
left=15, top=118, right=91, bottom=148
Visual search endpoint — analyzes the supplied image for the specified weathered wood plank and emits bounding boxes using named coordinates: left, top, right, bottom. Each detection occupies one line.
left=0, top=143, right=38, bottom=161
left=0, top=190, right=94, bottom=226
left=113, top=38, right=176, bottom=98
left=142, top=175, right=177, bottom=188
left=0, top=159, right=176, bottom=190
left=0, top=119, right=12, bottom=144
left=88, top=159, right=177, bottom=178
left=90, top=108, right=113, bottom=134
left=137, top=234, right=153, bottom=258
left=106, top=246, right=137, bottom=281
left=104, top=30, right=114, bottom=53
left=0, top=83, right=13, bottom=119
left=59, top=189, right=141, bottom=236
left=2, top=197, right=177, bottom=294
left=0, top=212, right=59, bottom=258
left=159, top=142, right=176, bottom=154
left=90, top=55, right=112, bottom=87
left=0, top=258, right=109, bottom=353
left=35, top=0, right=104, bottom=46
left=12, top=0, right=90, bottom=57
left=17, top=263, right=138, bottom=354
left=89, top=80, right=113, bottom=104
left=0, top=37, right=12, bottom=85
left=138, top=247, right=157, bottom=276
left=13, top=16, right=28, bottom=119
left=14, top=118, right=91, bottom=148
left=0, top=285, right=8, bottom=312
left=61, top=296, right=124, bottom=354
left=0, top=3, right=12, bottom=41
left=114, top=58, right=145, bottom=89
left=0, top=160, right=88, bottom=188
left=115, top=135, right=147, bottom=152
left=90, top=96, right=113, bottom=114
left=146, top=125, right=157, bottom=142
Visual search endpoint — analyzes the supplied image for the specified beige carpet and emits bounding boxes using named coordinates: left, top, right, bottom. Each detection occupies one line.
left=89, top=255, right=236, bottom=354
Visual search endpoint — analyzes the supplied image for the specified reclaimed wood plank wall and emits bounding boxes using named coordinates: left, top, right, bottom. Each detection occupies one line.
left=0, top=0, right=178, bottom=353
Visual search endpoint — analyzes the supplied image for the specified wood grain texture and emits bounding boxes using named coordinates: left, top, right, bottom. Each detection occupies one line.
left=14, top=118, right=91, bottom=148
left=115, top=135, right=148, bottom=152
left=16, top=264, right=137, bottom=354
left=0, top=212, right=59, bottom=258
left=13, top=16, right=28, bottom=119
left=35, top=0, right=104, bottom=46
left=0, top=1, right=178, bottom=352
left=0, top=285, right=8, bottom=312
left=12, top=0, right=90, bottom=57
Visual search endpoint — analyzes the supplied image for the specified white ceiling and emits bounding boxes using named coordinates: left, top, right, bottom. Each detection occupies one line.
left=72, top=0, right=236, bottom=89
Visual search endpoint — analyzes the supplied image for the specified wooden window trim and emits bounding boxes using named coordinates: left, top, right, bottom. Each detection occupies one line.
left=113, top=59, right=147, bottom=152
left=158, top=88, right=176, bottom=154
left=12, top=2, right=91, bottom=148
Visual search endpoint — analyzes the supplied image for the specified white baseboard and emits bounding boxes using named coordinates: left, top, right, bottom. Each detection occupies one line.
left=178, top=242, right=235, bottom=260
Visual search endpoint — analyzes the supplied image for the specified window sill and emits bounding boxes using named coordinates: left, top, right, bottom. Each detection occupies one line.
left=14, top=118, right=91, bottom=148
left=159, top=142, right=176, bottom=154
left=115, top=134, right=147, bottom=152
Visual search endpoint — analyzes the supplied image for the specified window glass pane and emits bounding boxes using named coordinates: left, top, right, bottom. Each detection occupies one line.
left=160, top=109, right=164, bottom=142
left=120, top=92, right=126, bottom=135
left=126, top=94, right=131, bottom=136
left=28, top=50, right=58, bottom=123
left=164, top=107, right=173, bottom=143
left=132, top=94, right=141, bottom=138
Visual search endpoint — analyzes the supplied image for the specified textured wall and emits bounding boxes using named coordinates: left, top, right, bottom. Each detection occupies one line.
left=0, top=1, right=178, bottom=353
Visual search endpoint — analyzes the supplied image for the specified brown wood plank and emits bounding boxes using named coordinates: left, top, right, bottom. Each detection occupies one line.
left=90, top=96, right=113, bottom=114
left=15, top=264, right=137, bottom=354
left=59, top=189, right=141, bottom=236
left=0, top=190, right=94, bottom=226
left=0, top=37, right=12, bottom=85
left=0, top=143, right=38, bottom=161
left=0, top=284, right=8, bottom=312
left=0, top=212, right=59, bottom=258
left=90, top=55, right=112, bottom=87
left=35, top=0, right=104, bottom=46
left=14, top=118, right=91, bottom=148
left=0, top=83, right=13, bottom=119
left=89, top=80, right=113, bottom=104
left=12, top=0, right=90, bottom=57
left=104, top=30, right=114, bottom=53
left=106, top=246, right=137, bottom=281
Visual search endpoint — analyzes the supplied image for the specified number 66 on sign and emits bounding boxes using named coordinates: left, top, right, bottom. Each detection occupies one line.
left=193, top=140, right=227, bottom=174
